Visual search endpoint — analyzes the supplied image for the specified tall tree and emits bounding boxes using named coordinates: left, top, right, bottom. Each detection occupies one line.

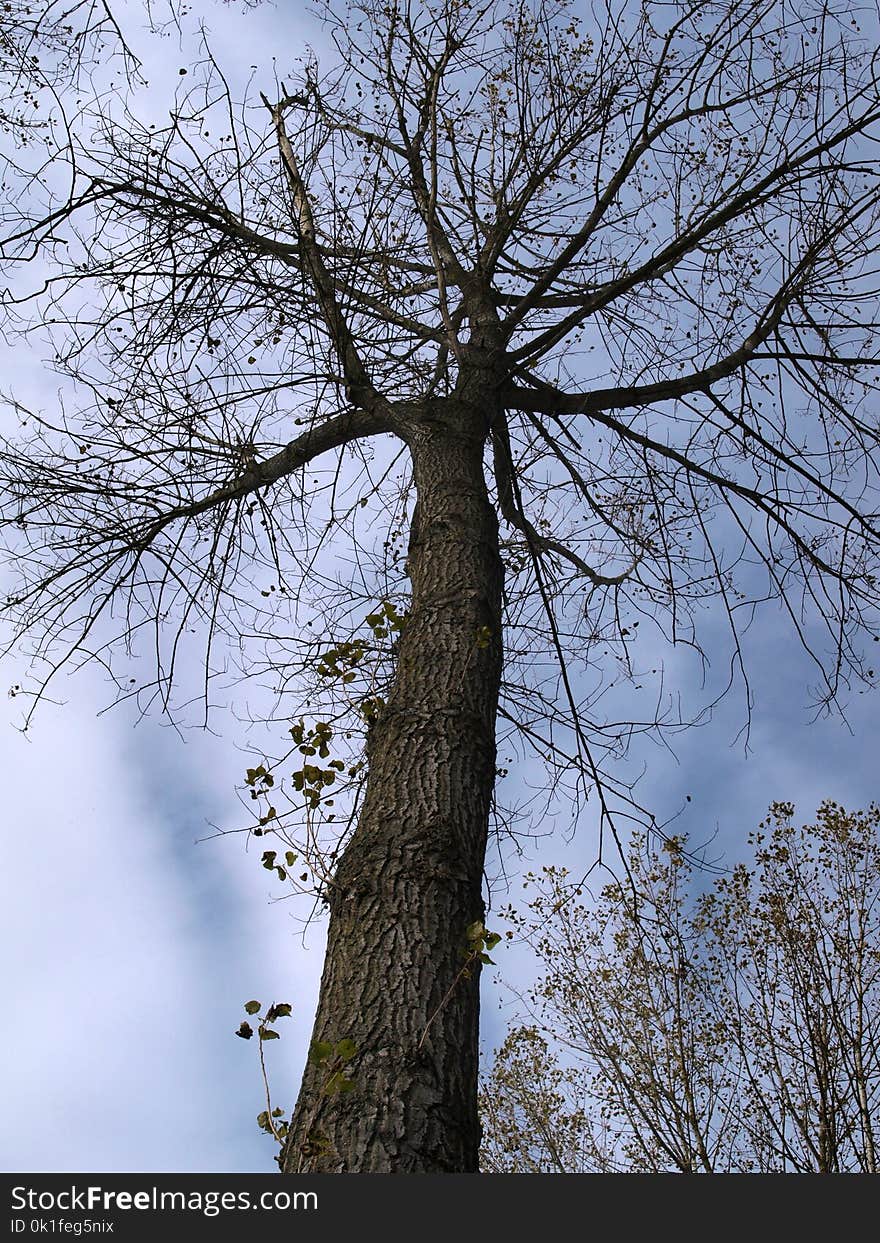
left=1, top=0, right=879, bottom=1171
left=481, top=802, right=880, bottom=1173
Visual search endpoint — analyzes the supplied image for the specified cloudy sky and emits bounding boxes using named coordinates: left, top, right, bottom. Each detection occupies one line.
left=1, top=0, right=877, bottom=1174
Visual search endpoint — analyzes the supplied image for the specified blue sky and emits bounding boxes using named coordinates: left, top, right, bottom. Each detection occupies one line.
left=1, top=0, right=878, bottom=1173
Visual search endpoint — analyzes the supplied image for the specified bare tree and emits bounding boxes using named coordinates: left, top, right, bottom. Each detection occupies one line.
left=1, top=0, right=879, bottom=1171
left=482, top=802, right=880, bottom=1173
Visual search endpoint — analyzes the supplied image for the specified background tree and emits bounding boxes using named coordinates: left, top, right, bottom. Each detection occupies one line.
left=1, top=0, right=879, bottom=1172
left=481, top=801, right=880, bottom=1173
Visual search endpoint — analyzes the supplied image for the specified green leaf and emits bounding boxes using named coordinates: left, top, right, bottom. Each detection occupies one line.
left=479, top=953, right=495, bottom=965
left=236, top=1021, right=253, bottom=1040
left=285, top=851, right=297, bottom=867
left=261, top=1028, right=280, bottom=1040
left=261, top=850, right=277, bottom=870
left=335, top=1038, right=358, bottom=1061
left=244, top=1000, right=261, bottom=1015
left=484, top=932, right=502, bottom=950
left=324, top=1071, right=356, bottom=1095
left=309, top=1040, right=334, bottom=1064
left=466, top=921, right=485, bottom=941
left=272, top=1003, right=292, bottom=1019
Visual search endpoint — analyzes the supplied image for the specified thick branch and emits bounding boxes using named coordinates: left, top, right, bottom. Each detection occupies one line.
left=505, top=381, right=878, bottom=570
left=135, top=406, right=392, bottom=549
left=492, top=418, right=636, bottom=588
left=505, top=335, right=764, bottom=419
left=264, top=94, right=395, bottom=419
left=508, top=103, right=880, bottom=363
left=503, top=224, right=862, bottom=419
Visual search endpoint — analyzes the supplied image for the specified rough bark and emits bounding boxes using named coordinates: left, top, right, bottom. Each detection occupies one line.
left=281, top=402, right=503, bottom=1173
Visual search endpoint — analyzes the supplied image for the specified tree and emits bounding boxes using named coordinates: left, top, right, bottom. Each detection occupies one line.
left=481, top=802, right=880, bottom=1173
left=1, top=0, right=879, bottom=1172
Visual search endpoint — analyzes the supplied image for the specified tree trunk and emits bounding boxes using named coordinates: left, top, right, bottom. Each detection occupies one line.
left=282, top=411, right=503, bottom=1173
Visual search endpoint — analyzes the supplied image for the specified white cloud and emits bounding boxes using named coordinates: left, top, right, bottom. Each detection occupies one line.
left=0, top=670, right=325, bottom=1171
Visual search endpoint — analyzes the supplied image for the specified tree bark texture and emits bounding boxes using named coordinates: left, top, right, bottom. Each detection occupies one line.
left=282, top=408, right=504, bottom=1172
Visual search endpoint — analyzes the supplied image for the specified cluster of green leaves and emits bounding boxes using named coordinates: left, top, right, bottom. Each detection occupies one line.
left=260, top=848, right=298, bottom=882
left=242, top=600, right=407, bottom=842
left=245, top=764, right=277, bottom=832
left=289, top=718, right=333, bottom=756
left=291, top=761, right=346, bottom=810
left=363, top=599, right=406, bottom=639
left=289, top=719, right=362, bottom=810
left=359, top=696, right=384, bottom=723
left=239, top=600, right=408, bottom=899
left=309, top=1037, right=359, bottom=1096
left=463, top=921, right=501, bottom=975
left=256, top=1106, right=287, bottom=1139
left=315, top=601, right=406, bottom=682
left=315, top=639, right=366, bottom=683
left=474, top=626, right=493, bottom=650
left=245, top=763, right=274, bottom=794
left=236, top=998, right=292, bottom=1042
